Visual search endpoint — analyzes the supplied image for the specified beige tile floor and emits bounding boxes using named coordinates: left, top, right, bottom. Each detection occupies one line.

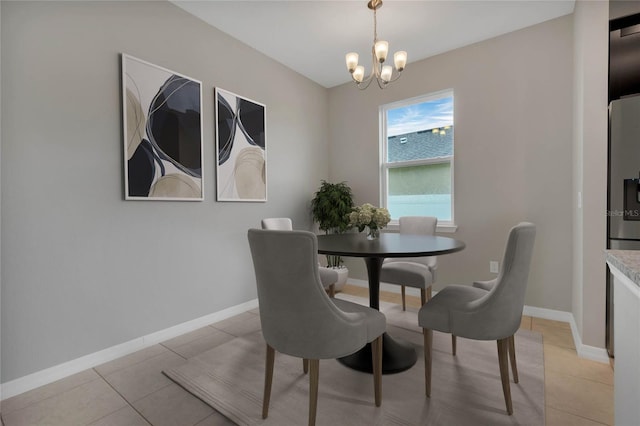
left=0, top=284, right=613, bottom=426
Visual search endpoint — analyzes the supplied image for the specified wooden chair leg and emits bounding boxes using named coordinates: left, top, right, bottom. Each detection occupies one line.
left=420, top=289, right=426, bottom=306
left=303, top=358, right=309, bottom=374
left=263, top=344, right=275, bottom=419
left=423, top=328, right=433, bottom=397
left=328, top=284, right=335, bottom=298
left=497, top=338, right=513, bottom=415
left=371, top=335, right=383, bottom=406
left=308, top=359, right=320, bottom=426
left=508, top=335, right=518, bottom=383
left=401, top=285, right=406, bottom=311
left=426, top=286, right=432, bottom=301
left=451, top=335, right=457, bottom=356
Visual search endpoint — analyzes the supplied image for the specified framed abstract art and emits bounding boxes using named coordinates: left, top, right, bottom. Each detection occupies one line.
left=215, top=88, right=267, bottom=202
left=122, top=54, right=203, bottom=201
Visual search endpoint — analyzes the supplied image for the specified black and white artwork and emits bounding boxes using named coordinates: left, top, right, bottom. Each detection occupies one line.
left=122, top=54, right=203, bottom=200
left=215, top=88, right=266, bottom=202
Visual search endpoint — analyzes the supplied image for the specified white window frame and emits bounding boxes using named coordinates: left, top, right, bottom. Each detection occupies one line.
left=379, top=90, right=456, bottom=233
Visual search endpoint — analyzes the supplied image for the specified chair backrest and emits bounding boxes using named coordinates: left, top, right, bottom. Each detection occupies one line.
left=261, top=217, right=293, bottom=230
left=399, top=216, right=437, bottom=235
left=247, top=229, right=368, bottom=359
left=456, top=222, right=537, bottom=340
left=388, top=216, right=438, bottom=268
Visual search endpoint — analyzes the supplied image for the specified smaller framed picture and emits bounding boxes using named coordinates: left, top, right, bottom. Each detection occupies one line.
left=122, top=54, right=203, bottom=201
left=215, top=88, right=267, bottom=202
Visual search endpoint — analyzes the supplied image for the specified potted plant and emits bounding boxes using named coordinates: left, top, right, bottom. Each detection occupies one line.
left=311, top=181, right=354, bottom=290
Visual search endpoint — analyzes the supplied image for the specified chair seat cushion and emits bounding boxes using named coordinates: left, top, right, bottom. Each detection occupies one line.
left=332, top=299, right=386, bottom=344
left=418, top=285, right=488, bottom=334
left=380, top=261, right=433, bottom=289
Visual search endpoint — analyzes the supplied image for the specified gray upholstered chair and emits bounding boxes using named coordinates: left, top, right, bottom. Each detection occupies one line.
left=471, top=277, right=519, bottom=383
left=380, top=216, right=438, bottom=310
left=247, top=229, right=386, bottom=426
left=261, top=217, right=340, bottom=297
left=418, top=222, right=536, bottom=415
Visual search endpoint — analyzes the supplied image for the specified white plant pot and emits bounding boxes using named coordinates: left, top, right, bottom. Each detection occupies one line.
left=333, top=267, right=349, bottom=292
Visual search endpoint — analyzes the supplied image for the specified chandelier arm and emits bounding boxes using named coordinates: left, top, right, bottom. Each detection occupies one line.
left=356, top=77, right=374, bottom=90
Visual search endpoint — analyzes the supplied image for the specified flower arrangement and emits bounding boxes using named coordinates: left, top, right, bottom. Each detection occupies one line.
left=348, top=203, right=391, bottom=239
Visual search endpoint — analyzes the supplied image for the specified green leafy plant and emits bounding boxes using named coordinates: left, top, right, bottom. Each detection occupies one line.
left=311, top=180, right=355, bottom=267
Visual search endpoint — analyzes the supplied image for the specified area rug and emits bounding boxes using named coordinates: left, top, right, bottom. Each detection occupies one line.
left=164, top=297, right=544, bottom=425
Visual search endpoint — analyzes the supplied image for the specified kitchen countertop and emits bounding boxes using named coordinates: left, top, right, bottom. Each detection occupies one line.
left=607, top=250, right=640, bottom=287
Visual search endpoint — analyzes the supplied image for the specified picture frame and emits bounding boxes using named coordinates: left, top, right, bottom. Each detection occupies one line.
left=122, top=54, right=204, bottom=201
left=215, top=88, right=267, bottom=202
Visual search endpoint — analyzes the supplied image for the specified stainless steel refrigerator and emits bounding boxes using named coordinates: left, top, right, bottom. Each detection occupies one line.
left=607, top=95, right=640, bottom=357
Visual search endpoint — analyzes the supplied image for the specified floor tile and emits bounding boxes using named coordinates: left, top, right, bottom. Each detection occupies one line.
left=194, top=411, right=236, bottom=425
left=546, top=406, right=609, bottom=426
left=87, top=405, right=151, bottom=426
left=161, top=326, right=235, bottom=355
left=95, top=345, right=169, bottom=377
left=102, top=351, right=186, bottom=403
left=1, top=369, right=100, bottom=415
left=533, top=321, right=576, bottom=350
left=545, top=371, right=614, bottom=425
left=532, top=317, right=571, bottom=330
left=2, top=378, right=127, bottom=426
left=209, top=312, right=261, bottom=337
left=520, top=315, right=532, bottom=330
left=544, top=344, right=613, bottom=386
left=163, top=328, right=235, bottom=359
left=132, top=383, right=213, bottom=426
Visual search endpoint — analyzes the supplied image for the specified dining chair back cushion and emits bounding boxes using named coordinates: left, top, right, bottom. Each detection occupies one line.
left=260, top=218, right=339, bottom=290
left=248, top=229, right=385, bottom=359
left=419, top=222, right=536, bottom=341
left=384, top=216, right=438, bottom=277
left=261, top=217, right=293, bottom=231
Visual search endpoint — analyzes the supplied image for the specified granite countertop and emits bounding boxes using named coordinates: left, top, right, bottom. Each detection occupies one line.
left=607, top=250, right=640, bottom=287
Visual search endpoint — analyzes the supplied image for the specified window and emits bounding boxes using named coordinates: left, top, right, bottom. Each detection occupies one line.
left=380, top=90, right=454, bottom=227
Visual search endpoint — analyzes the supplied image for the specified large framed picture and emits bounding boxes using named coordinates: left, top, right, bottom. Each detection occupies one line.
left=215, top=88, right=266, bottom=202
left=122, top=54, right=203, bottom=201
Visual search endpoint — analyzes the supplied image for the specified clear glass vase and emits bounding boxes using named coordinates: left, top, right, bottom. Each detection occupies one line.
left=366, top=226, right=380, bottom=240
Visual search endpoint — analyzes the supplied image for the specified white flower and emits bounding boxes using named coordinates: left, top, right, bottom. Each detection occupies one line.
left=348, top=204, right=391, bottom=231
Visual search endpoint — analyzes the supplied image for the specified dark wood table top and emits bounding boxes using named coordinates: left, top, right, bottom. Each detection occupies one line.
left=316, top=232, right=465, bottom=258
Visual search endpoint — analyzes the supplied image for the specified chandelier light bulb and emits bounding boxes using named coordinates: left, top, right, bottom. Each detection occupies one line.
left=374, top=40, right=389, bottom=63
left=380, top=65, right=393, bottom=82
left=353, top=65, right=365, bottom=83
left=346, top=52, right=359, bottom=73
left=394, top=51, right=407, bottom=71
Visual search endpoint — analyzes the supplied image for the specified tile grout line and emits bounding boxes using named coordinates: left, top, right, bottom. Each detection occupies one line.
left=0, top=375, right=101, bottom=419
left=90, top=367, right=157, bottom=426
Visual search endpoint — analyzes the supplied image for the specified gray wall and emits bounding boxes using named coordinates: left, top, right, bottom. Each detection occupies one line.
left=0, top=1, right=329, bottom=382
left=328, top=16, right=575, bottom=313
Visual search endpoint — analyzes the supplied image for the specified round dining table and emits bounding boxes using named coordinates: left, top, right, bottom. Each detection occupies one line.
left=317, top=232, right=465, bottom=374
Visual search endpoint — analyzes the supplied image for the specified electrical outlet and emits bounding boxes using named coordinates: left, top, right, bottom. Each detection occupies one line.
left=490, top=261, right=499, bottom=273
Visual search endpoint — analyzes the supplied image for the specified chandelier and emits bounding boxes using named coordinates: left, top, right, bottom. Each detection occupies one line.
left=345, top=0, right=407, bottom=90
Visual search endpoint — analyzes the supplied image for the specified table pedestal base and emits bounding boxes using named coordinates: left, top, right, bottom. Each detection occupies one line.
left=337, top=332, right=417, bottom=374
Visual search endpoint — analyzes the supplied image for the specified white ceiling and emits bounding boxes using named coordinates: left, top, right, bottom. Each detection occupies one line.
left=171, top=0, right=575, bottom=88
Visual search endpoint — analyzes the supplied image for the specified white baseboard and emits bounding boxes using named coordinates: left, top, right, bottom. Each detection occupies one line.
left=1, top=299, right=259, bottom=400
left=347, top=279, right=611, bottom=364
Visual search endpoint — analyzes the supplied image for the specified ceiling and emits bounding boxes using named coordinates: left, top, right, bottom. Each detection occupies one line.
left=171, top=0, right=576, bottom=88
